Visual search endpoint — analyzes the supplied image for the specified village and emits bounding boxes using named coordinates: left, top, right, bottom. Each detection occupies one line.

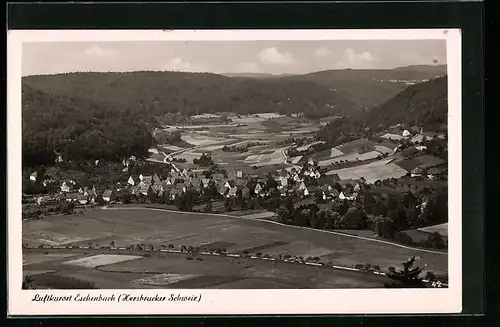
left=22, top=118, right=448, bottom=255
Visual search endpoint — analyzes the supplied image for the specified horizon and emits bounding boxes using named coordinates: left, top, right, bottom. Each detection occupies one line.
left=22, top=63, right=448, bottom=78
left=22, top=40, right=447, bottom=77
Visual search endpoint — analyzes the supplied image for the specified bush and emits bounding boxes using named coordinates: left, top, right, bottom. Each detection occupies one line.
left=28, top=274, right=96, bottom=289
left=393, top=231, right=414, bottom=245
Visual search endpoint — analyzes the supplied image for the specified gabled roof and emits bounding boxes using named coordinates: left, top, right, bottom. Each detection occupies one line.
left=411, top=167, right=424, bottom=173
left=212, top=173, right=224, bottom=181
left=77, top=194, right=88, bottom=200
left=170, top=188, right=182, bottom=196
left=228, top=187, right=238, bottom=196
left=220, top=186, right=229, bottom=194
left=428, top=167, right=442, bottom=174
left=103, top=189, right=113, bottom=197
left=142, top=176, right=153, bottom=184
left=191, top=178, right=202, bottom=187
left=235, top=178, right=247, bottom=187
left=139, top=183, right=152, bottom=192
left=153, top=174, right=161, bottom=184
left=131, top=185, right=141, bottom=194
left=175, top=183, right=185, bottom=189
left=279, top=176, right=289, bottom=185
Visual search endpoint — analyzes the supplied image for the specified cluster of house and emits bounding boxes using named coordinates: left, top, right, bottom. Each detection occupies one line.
left=380, top=125, right=446, bottom=143
left=410, top=167, right=445, bottom=180
left=33, top=161, right=367, bottom=207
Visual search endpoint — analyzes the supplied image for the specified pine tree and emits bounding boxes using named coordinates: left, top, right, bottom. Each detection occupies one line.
left=384, top=257, right=427, bottom=288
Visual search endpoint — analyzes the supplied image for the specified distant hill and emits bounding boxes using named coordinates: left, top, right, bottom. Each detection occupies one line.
left=280, top=65, right=447, bottom=109
left=223, top=73, right=297, bottom=78
left=23, top=71, right=355, bottom=118
left=317, top=76, right=447, bottom=144
left=364, top=76, right=448, bottom=130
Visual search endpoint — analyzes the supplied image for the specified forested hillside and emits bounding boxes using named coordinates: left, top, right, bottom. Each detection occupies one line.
left=23, top=71, right=356, bottom=119
left=363, top=76, right=448, bottom=130
left=281, top=65, right=447, bottom=108
left=22, top=85, right=154, bottom=168
left=317, top=76, right=448, bottom=144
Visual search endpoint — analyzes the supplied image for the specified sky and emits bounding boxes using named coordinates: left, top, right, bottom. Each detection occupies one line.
left=22, top=40, right=446, bottom=76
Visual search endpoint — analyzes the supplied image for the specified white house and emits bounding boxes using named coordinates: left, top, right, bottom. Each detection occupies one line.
left=29, top=171, right=38, bottom=182
left=60, top=181, right=73, bottom=193
left=127, top=176, right=136, bottom=186
left=77, top=194, right=89, bottom=205
left=102, top=190, right=114, bottom=202
left=411, top=167, right=424, bottom=178
left=339, top=191, right=356, bottom=201
left=228, top=187, right=238, bottom=198
left=254, top=183, right=263, bottom=195
left=402, top=130, right=411, bottom=137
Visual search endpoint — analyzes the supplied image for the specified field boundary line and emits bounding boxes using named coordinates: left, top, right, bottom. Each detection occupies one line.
left=102, top=206, right=448, bottom=255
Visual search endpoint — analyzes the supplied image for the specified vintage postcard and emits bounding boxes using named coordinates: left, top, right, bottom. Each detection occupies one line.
left=8, top=29, right=461, bottom=315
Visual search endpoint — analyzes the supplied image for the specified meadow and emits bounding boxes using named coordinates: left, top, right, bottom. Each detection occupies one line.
left=23, top=207, right=448, bottom=275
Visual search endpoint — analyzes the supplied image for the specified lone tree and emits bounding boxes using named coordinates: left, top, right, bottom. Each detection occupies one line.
left=22, top=275, right=37, bottom=290
left=385, top=257, right=427, bottom=288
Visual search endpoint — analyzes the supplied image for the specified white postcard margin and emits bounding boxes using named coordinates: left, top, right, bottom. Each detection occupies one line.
left=7, top=29, right=462, bottom=316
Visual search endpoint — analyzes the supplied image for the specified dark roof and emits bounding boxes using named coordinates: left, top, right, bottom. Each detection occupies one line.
left=65, top=192, right=79, bottom=199
left=220, top=186, right=229, bottom=194
left=428, top=167, right=443, bottom=174
left=235, top=178, right=247, bottom=187
left=170, top=188, right=182, bottom=195
left=412, top=167, right=424, bottom=173
left=139, top=183, right=152, bottom=192
left=212, top=174, right=224, bottom=180
left=317, top=176, right=338, bottom=186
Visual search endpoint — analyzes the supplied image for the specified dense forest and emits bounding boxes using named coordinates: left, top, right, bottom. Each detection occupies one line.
left=317, top=76, right=448, bottom=144
left=363, top=76, right=448, bottom=130
left=22, top=85, right=154, bottom=168
left=23, top=71, right=356, bottom=119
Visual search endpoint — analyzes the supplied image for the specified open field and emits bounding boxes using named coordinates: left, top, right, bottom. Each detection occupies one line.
left=181, top=134, right=234, bottom=147
left=395, top=155, right=447, bottom=171
left=418, top=223, right=448, bottom=237
left=335, top=138, right=374, bottom=154
left=23, top=247, right=388, bottom=289
left=296, top=141, right=326, bottom=152
left=325, top=161, right=408, bottom=183
left=23, top=207, right=448, bottom=278
left=318, top=151, right=382, bottom=167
